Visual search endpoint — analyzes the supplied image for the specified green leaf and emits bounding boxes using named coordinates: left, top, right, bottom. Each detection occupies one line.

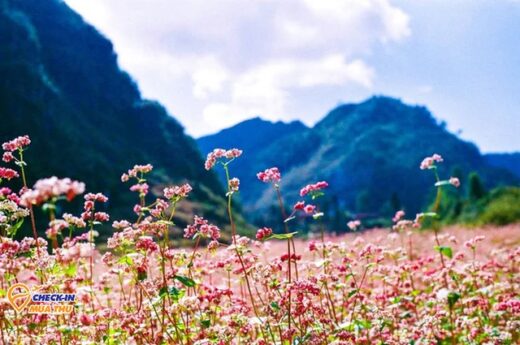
left=434, top=245, right=453, bottom=259
left=64, top=263, right=77, bottom=277
left=447, top=291, right=460, bottom=309
left=7, top=218, right=24, bottom=237
left=270, top=301, right=280, bottom=311
left=266, top=232, right=298, bottom=240
left=348, top=289, right=359, bottom=298
left=200, top=319, right=211, bottom=328
left=117, top=255, right=134, bottom=266
left=174, top=275, right=196, bottom=287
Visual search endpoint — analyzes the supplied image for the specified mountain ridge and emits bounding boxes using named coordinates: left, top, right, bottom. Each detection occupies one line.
left=197, top=96, right=517, bottom=229
left=0, top=0, right=239, bottom=235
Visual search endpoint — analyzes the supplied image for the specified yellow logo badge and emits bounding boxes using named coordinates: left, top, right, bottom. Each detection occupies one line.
left=7, top=283, right=31, bottom=313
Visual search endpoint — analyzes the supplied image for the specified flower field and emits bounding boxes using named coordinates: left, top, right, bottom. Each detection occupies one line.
left=0, top=136, right=518, bottom=344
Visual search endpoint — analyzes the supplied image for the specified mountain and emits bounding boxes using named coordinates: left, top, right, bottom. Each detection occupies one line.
left=484, top=153, right=520, bottom=179
left=0, top=0, right=239, bottom=237
left=197, top=96, right=517, bottom=229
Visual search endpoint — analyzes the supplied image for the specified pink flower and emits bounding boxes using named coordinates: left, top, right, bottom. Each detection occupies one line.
left=207, top=240, right=219, bottom=251
left=129, top=183, right=149, bottom=195
left=255, top=227, right=273, bottom=240
left=303, top=204, right=316, bottom=214
left=229, top=178, right=240, bottom=192
left=163, top=183, right=192, bottom=199
left=299, top=181, right=329, bottom=197
left=257, top=167, right=281, bottom=184
left=449, top=177, right=460, bottom=188
left=2, top=152, right=14, bottom=163
left=0, top=167, right=18, bottom=180
left=84, top=193, right=108, bottom=203
left=94, top=212, right=110, bottom=222
left=392, top=210, right=405, bottom=223
left=79, top=313, right=94, bottom=326
left=121, top=164, right=153, bottom=181
left=293, top=201, right=305, bottom=210
left=347, top=220, right=361, bottom=230
left=420, top=153, right=443, bottom=170
left=136, top=236, right=159, bottom=252
left=20, top=177, right=86, bottom=206
left=2, top=135, right=31, bottom=152
left=204, top=148, right=242, bottom=170
left=184, top=216, right=221, bottom=240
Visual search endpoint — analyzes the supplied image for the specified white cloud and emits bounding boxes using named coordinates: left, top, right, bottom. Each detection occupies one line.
left=202, top=55, right=375, bottom=128
left=64, top=0, right=410, bottom=136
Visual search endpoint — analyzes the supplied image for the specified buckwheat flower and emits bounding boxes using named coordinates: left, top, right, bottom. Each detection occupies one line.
left=347, top=220, right=361, bottom=231
left=79, top=313, right=94, bottom=326
left=163, top=183, right=192, bottom=199
left=229, top=178, right=240, bottom=192
left=2, top=152, right=14, bottom=163
left=136, top=236, right=159, bottom=253
left=129, top=183, right=149, bottom=195
left=392, top=210, right=405, bottom=222
left=84, top=192, right=108, bottom=203
left=465, top=235, right=485, bottom=250
left=300, top=181, right=329, bottom=197
left=293, top=201, right=305, bottom=211
left=0, top=167, right=18, bottom=180
left=207, top=240, right=220, bottom=251
left=303, top=204, right=316, bottom=214
left=420, top=153, right=443, bottom=170
left=184, top=215, right=221, bottom=240
left=63, top=213, right=86, bottom=228
left=20, top=177, right=86, bottom=206
left=46, top=221, right=67, bottom=240
left=123, top=164, right=153, bottom=179
left=257, top=167, right=281, bottom=184
left=449, top=177, right=460, bottom=188
left=204, top=148, right=242, bottom=170
left=94, top=212, right=110, bottom=222
left=2, top=135, right=31, bottom=152
left=255, top=227, right=273, bottom=241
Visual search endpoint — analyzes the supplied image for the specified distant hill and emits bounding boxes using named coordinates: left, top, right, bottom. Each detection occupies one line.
left=0, top=0, right=240, bottom=237
left=197, top=96, right=517, bottom=230
left=485, top=153, right=520, bottom=179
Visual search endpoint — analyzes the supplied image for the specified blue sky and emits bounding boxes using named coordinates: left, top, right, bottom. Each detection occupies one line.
left=65, top=0, right=519, bottom=152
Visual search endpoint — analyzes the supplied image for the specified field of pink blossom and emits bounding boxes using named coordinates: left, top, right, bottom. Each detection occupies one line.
left=0, top=135, right=518, bottom=344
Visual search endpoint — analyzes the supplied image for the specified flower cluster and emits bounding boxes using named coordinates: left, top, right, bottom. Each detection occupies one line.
left=2, top=135, right=31, bottom=163
left=184, top=215, right=221, bottom=241
left=0, top=167, right=18, bottom=180
left=163, top=183, right=192, bottom=199
left=255, top=227, right=272, bottom=240
left=204, top=148, right=242, bottom=170
left=299, top=181, right=328, bottom=197
left=0, top=137, right=518, bottom=344
left=257, top=167, right=281, bottom=184
left=20, top=177, right=85, bottom=206
left=420, top=153, right=443, bottom=169
left=228, top=177, right=240, bottom=192
left=121, top=164, right=153, bottom=182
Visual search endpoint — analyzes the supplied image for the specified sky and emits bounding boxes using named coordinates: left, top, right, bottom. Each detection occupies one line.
left=64, top=0, right=520, bottom=152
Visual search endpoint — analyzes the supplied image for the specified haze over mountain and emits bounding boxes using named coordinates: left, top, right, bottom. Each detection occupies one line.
left=198, top=96, right=518, bottom=228
left=0, top=0, right=237, bottom=234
